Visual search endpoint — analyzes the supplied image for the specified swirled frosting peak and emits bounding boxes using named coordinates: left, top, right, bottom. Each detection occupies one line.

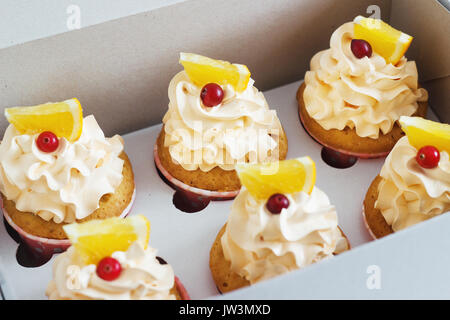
left=304, top=21, right=428, bottom=139
left=162, top=71, right=282, bottom=172
left=0, top=115, right=124, bottom=223
left=46, top=242, right=176, bottom=300
left=221, top=187, right=348, bottom=284
left=375, top=136, right=450, bottom=231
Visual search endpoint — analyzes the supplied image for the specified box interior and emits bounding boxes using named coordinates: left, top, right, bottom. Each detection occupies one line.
left=1, top=79, right=442, bottom=299
left=0, top=0, right=448, bottom=299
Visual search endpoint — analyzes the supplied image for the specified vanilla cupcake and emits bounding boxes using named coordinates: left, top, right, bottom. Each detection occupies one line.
left=209, top=158, right=349, bottom=293
left=155, top=53, right=287, bottom=200
left=0, top=99, right=135, bottom=254
left=363, top=117, right=450, bottom=238
left=298, top=16, right=428, bottom=158
left=46, top=243, right=188, bottom=300
left=46, top=215, right=190, bottom=300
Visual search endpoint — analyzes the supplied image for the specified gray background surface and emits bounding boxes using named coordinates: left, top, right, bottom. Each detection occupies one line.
left=0, top=0, right=186, bottom=49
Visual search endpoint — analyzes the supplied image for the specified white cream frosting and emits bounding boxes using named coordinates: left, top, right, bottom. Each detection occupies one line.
left=221, top=187, right=348, bottom=284
left=162, top=71, right=282, bottom=172
left=375, top=136, right=450, bottom=231
left=0, top=115, right=124, bottom=223
left=304, top=21, right=428, bottom=139
left=46, top=242, right=176, bottom=300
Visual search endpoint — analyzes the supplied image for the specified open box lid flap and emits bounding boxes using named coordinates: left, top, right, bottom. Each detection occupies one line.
left=3, top=0, right=448, bottom=136
left=0, top=0, right=447, bottom=136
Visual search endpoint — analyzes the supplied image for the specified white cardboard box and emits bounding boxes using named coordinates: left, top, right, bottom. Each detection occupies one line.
left=0, top=0, right=448, bottom=299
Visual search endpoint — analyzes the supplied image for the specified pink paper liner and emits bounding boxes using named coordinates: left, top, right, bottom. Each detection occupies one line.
left=339, top=226, right=352, bottom=251
left=1, top=188, right=136, bottom=256
left=175, top=276, right=190, bottom=300
left=362, top=206, right=378, bottom=241
left=154, top=143, right=239, bottom=201
left=298, top=103, right=390, bottom=159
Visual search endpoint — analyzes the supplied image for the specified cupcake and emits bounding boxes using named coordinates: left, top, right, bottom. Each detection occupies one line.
left=209, top=157, right=349, bottom=293
left=46, top=215, right=190, bottom=300
left=155, top=53, right=288, bottom=201
left=363, top=116, right=450, bottom=239
left=298, top=16, right=428, bottom=158
left=0, top=99, right=135, bottom=254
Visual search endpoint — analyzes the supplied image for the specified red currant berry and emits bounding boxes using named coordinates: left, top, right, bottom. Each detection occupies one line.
left=351, top=39, right=372, bottom=59
left=36, top=131, right=59, bottom=153
left=96, top=257, right=122, bottom=281
left=200, top=83, right=224, bottom=107
left=266, top=193, right=289, bottom=214
left=416, top=146, right=440, bottom=169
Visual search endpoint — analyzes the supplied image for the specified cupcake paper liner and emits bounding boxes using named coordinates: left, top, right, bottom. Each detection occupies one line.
left=338, top=226, right=351, bottom=251
left=154, top=143, right=239, bottom=201
left=175, top=276, right=190, bottom=300
left=1, top=188, right=136, bottom=256
left=362, top=207, right=378, bottom=241
left=298, top=101, right=390, bottom=159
